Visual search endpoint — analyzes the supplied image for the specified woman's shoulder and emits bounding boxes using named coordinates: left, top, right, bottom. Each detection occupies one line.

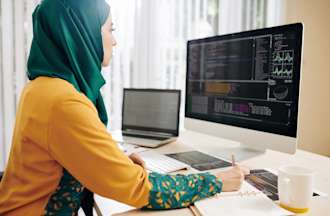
left=26, top=76, right=94, bottom=108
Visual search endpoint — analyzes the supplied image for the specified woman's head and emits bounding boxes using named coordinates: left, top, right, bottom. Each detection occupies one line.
left=27, top=0, right=113, bottom=124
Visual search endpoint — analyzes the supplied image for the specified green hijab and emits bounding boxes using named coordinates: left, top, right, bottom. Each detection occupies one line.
left=27, top=0, right=110, bottom=125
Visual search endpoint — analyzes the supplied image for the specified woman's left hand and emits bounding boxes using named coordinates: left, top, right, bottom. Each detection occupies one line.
left=129, top=153, right=146, bottom=169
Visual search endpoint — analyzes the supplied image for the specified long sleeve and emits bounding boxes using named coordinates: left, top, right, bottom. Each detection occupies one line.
left=48, top=94, right=152, bottom=208
left=145, top=172, right=222, bottom=209
left=48, top=92, right=222, bottom=210
left=0, top=77, right=222, bottom=215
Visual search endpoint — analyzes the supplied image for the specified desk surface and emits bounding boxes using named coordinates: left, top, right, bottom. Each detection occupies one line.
left=95, top=130, right=330, bottom=216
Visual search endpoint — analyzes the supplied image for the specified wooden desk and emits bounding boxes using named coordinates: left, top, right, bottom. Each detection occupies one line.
left=95, top=130, right=330, bottom=216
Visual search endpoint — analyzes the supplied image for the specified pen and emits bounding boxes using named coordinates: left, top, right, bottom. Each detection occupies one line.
left=231, top=154, right=236, bottom=167
left=189, top=205, right=201, bottom=216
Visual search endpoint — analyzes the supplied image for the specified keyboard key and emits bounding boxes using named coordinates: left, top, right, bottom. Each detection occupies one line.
left=138, top=151, right=189, bottom=174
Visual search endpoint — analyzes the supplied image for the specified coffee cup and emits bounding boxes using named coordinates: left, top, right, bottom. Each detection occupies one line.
left=278, top=165, right=314, bottom=213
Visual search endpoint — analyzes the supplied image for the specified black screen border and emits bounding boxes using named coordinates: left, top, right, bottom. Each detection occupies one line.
left=185, top=23, right=303, bottom=138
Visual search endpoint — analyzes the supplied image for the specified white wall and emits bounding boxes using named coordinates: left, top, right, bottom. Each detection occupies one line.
left=285, top=0, right=330, bottom=156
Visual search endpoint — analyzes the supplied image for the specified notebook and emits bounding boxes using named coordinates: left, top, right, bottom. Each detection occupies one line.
left=194, top=181, right=293, bottom=216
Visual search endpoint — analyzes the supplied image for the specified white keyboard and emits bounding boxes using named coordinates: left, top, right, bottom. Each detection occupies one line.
left=138, top=151, right=189, bottom=174
left=118, top=143, right=148, bottom=155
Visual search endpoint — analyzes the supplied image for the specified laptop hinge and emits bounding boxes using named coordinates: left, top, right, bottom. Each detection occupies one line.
left=122, top=129, right=173, bottom=138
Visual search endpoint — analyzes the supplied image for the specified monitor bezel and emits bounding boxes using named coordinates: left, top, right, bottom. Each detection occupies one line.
left=185, top=23, right=303, bottom=138
left=122, top=88, right=181, bottom=136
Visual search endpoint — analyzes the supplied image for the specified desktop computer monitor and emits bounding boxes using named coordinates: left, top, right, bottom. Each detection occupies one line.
left=185, top=23, right=303, bottom=160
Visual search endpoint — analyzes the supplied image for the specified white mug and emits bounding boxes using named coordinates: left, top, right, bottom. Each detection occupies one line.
left=278, top=165, right=314, bottom=213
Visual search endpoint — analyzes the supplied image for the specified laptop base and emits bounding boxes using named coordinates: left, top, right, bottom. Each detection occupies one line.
left=123, top=136, right=177, bottom=148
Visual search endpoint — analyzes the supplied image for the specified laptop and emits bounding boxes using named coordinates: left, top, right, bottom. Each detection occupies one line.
left=121, top=89, right=181, bottom=148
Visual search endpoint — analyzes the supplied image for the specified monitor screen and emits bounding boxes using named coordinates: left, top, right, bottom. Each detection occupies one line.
left=122, top=89, right=181, bottom=135
left=185, top=23, right=303, bottom=137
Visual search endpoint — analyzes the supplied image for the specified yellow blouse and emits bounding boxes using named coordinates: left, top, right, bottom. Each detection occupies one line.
left=0, top=77, right=151, bottom=215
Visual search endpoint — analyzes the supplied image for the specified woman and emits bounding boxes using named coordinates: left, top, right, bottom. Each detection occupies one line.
left=0, top=0, right=248, bottom=215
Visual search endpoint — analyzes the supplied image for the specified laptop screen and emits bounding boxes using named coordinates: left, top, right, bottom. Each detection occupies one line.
left=122, top=89, right=181, bottom=135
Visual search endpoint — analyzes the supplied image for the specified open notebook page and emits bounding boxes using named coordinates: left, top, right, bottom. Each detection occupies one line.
left=194, top=181, right=293, bottom=216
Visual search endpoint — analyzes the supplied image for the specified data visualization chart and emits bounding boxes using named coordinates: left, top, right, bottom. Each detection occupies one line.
left=272, top=50, right=294, bottom=79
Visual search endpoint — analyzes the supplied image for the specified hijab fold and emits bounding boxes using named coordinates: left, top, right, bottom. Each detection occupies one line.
left=28, top=0, right=110, bottom=125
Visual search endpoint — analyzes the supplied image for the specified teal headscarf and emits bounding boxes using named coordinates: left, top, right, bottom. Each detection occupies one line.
left=27, top=0, right=110, bottom=125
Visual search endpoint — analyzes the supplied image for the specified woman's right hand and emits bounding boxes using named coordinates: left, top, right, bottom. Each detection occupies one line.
left=215, top=166, right=250, bottom=192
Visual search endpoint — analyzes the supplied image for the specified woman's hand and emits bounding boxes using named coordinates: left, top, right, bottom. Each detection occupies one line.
left=129, top=153, right=146, bottom=169
left=216, top=166, right=250, bottom=192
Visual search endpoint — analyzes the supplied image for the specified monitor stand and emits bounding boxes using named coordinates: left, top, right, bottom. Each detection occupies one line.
left=206, top=146, right=266, bottom=162
left=218, top=147, right=265, bottom=162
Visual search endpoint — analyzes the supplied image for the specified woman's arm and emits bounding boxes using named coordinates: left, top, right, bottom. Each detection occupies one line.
left=145, top=172, right=222, bottom=209
left=48, top=94, right=222, bottom=209
left=48, top=95, right=152, bottom=207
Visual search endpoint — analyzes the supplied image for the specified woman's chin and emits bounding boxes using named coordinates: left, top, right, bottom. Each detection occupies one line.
left=101, top=60, right=111, bottom=67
